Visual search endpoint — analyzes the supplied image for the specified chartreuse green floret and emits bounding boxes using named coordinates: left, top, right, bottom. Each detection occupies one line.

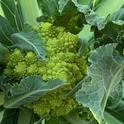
left=37, top=22, right=79, bottom=56
left=3, top=22, right=87, bottom=117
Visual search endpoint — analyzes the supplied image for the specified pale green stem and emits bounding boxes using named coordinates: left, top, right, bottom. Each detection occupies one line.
left=18, top=0, right=41, bottom=26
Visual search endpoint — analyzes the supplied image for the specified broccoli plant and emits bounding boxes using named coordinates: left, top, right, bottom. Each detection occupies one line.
left=0, top=0, right=124, bottom=124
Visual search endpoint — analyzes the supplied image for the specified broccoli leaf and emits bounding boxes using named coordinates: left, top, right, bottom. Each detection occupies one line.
left=17, top=108, right=33, bottom=124
left=0, top=16, right=14, bottom=46
left=93, top=20, right=124, bottom=54
left=38, top=0, right=59, bottom=20
left=0, top=0, right=24, bottom=31
left=104, top=112, right=123, bottom=124
left=1, top=109, right=19, bottom=124
left=107, top=81, right=123, bottom=109
left=37, top=0, right=89, bottom=33
left=11, top=31, right=47, bottom=59
left=105, top=81, right=124, bottom=123
left=45, top=117, right=70, bottom=124
left=76, top=44, right=124, bottom=123
left=94, top=21, right=124, bottom=42
left=4, top=75, right=64, bottom=108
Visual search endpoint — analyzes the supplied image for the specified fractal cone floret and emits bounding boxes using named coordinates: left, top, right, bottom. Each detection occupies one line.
left=3, top=22, right=87, bottom=117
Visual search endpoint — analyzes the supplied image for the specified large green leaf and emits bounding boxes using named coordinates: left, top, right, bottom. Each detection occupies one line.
left=0, top=0, right=24, bottom=31
left=38, top=0, right=89, bottom=33
left=11, top=31, right=47, bottom=59
left=0, top=16, right=14, bottom=46
left=76, top=44, right=124, bottom=123
left=4, top=75, right=64, bottom=108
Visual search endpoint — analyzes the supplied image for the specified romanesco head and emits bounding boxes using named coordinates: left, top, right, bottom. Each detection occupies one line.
left=3, top=22, right=88, bottom=117
left=37, top=22, right=79, bottom=56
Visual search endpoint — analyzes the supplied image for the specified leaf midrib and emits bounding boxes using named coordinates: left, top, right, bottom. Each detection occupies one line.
left=4, top=83, right=63, bottom=108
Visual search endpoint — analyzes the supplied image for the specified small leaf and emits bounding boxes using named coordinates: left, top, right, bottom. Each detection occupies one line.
left=4, top=75, right=64, bottom=108
left=76, top=44, right=124, bottom=123
left=11, top=31, right=47, bottom=59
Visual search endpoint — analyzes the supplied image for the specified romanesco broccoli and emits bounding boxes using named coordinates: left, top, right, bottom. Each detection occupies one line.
left=3, top=22, right=87, bottom=117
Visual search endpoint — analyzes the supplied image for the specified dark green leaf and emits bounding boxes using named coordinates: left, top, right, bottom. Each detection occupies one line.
left=11, top=31, right=47, bottom=59
left=0, top=16, right=14, bottom=46
left=1, top=109, right=19, bottom=124
left=45, top=117, right=69, bottom=124
left=58, top=0, right=77, bottom=14
left=63, top=108, right=97, bottom=124
left=4, top=75, right=64, bottom=108
left=38, top=0, right=89, bottom=33
left=94, top=20, right=124, bottom=51
left=0, top=0, right=24, bottom=31
left=94, top=21, right=124, bottom=42
left=17, top=108, right=33, bottom=124
left=76, top=44, right=124, bottom=123
left=38, top=0, right=59, bottom=20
